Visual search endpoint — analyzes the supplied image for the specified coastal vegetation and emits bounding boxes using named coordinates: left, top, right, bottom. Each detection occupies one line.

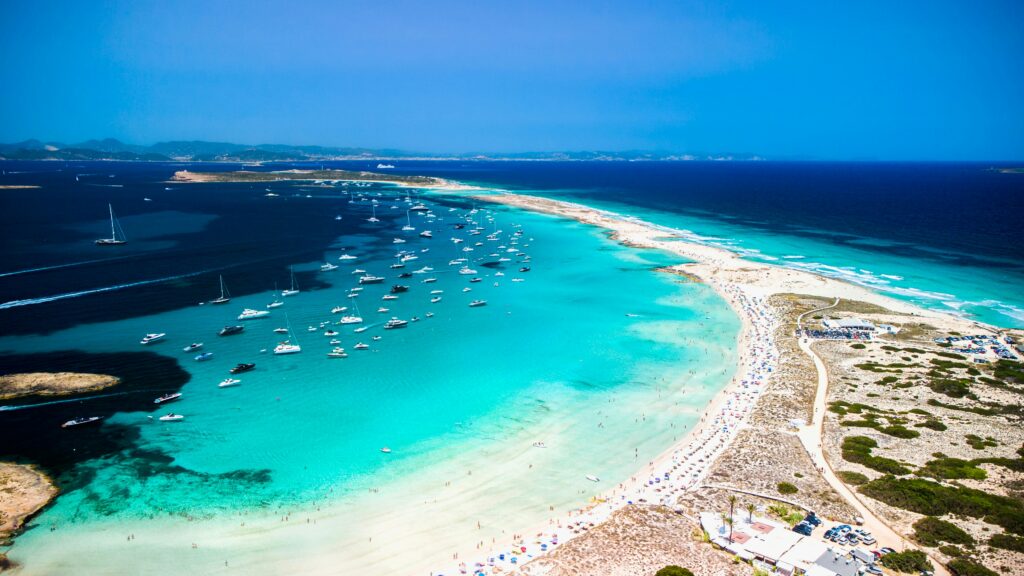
left=836, top=471, right=868, bottom=485
left=776, top=482, right=798, bottom=495
left=840, top=436, right=911, bottom=475
left=654, top=566, right=694, bottom=576
left=911, top=516, right=974, bottom=547
left=878, top=549, right=932, bottom=572
left=946, top=558, right=999, bottom=576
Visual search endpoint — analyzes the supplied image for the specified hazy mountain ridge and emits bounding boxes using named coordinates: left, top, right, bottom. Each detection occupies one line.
left=0, top=138, right=764, bottom=162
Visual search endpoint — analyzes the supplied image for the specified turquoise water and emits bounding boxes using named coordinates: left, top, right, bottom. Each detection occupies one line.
left=5, top=193, right=740, bottom=574
left=513, top=189, right=1024, bottom=329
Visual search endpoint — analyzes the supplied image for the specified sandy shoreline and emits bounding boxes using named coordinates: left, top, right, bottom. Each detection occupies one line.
left=421, top=190, right=996, bottom=575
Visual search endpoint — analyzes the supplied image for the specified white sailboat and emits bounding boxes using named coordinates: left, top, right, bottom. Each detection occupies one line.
left=210, top=275, right=230, bottom=304
left=281, top=267, right=300, bottom=297
left=339, top=298, right=363, bottom=325
left=95, top=204, right=127, bottom=245
left=366, top=204, right=380, bottom=223
left=273, top=315, right=302, bottom=355
left=402, top=210, right=415, bottom=232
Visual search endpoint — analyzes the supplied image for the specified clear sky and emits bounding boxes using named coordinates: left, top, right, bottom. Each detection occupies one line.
left=1, top=1, right=1022, bottom=159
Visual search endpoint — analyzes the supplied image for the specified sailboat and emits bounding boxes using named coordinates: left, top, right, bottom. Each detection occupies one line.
left=273, top=315, right=302, bottom=355
left=401, top=210, right=415, bottom=232
left=95, top=204, right=127, bottom=245
left=339, top=298, right=363, bottom=325
left=210, top=275, right=230, bottom=305
left=267, top=282, right=284, bottom=308
left=366, top=204, right=380, bottom=223
left=281, top=267, right=300, bottom=297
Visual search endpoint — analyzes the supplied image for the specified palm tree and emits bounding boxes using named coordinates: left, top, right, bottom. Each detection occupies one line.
left=746, top=502, right=756, bottom=523
left=728, top=495, right=737, bottom=543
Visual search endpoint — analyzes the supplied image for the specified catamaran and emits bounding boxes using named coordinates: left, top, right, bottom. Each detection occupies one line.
left=281, top=267, right=300, bottom=297
left=273, top=315, right=302, bottom=354
left=210, top=275, right=231, bottom=304
left=95, top=204, right=127, bottom=245
left=402, top=210, right=415, bottom=232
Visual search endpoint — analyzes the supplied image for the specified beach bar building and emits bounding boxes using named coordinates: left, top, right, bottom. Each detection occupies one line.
left=821, top=317, right=876, bottom=331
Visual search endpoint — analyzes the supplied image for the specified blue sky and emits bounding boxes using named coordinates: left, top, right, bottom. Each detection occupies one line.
left=1, top=0, right=1022, bottom=159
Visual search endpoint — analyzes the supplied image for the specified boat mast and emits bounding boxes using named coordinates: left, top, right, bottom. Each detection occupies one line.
left=108, top=204, right=116, bottom=240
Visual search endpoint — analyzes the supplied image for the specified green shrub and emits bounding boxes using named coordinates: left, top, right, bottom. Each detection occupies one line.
left=879, top=549, right=932, bottom=572
left=965, top=434, right=997, bottom=450
left=859, top=476, right=1024, bottom=535
left=930, top=378, right=971, bottom=398
left=842, top=436, right=912, bottom=475
left=851, top=343, right=866, bottom=349
left=655, top=567, right=694, bottom=576
left=912, top=516, right=974, bottom=547
left=837, top=471, right=869, bottom=485
left=947, top=558, right=998, bottom=576
left=938, top=544, right=964, bottom=557
left=919, top=457, right=987, bottom=480
left=881, top=425, right=920, bottom=439
left=777, top=482, right=798, bottom=495
left=915, top=419, right=947, bottom=431
left=989, top=532, right=1024, bottom=552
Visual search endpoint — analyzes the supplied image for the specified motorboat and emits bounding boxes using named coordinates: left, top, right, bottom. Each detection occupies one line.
left=159, top=413, right=185, bottom=422
left=220, top=325, right=244, bottom=336
left=469, top=277, right=482, bottom=283
left=359, top=275, right=385, bottom=284
left=377, top=307, right=390, bottom=313
left=430, top=289, right=443, bottom=294
left=425, top=312, right=435, bottom=318
left=398, top=272, right=413, bottom=278
left=153, top=393, right=181, bottom=405
left=462, top=287, right=472, bottom=292
left=327, top=347, right=348, bottom=358
left=219, top=378, right=241, bottom=388
left=431, top=296, right=442, bottom=303
left=140, top=333, right=166, bottom=345
left=351, top=269, right=366, bottom=274
left=393, top=238, right=406, bottom=244
left=238, top=308, right=270, bottom=320
left=458, top=267, right=477, bottom=275
left=273, top=341, right=302, bottom=355
left=194, top=352, right=214, bottom=361
left=382, top=295, right=399, bottom=300
left=329, top=338, right=341, bottom=345
left=324, top=330, right=339, bottom=337
left=230, top=363, right=256, bottom=374
left=469, top=300, right=487, bottom=307
left=390, top=263, right=405, bottom=269
left=331, top=306, right=348, bottom=314
left=384, top=317, right=408, bottom=329
left=183, top=343, right=204, bottom=352
left=422, top=277, right=437, bottom=283
left=419, top=230, right=432, bottom=238
left=585, top=475, right=600, bottom=482
left=339, top=316, right=363, bottom=324
left=338, top=254, right=358, bottom=261
left=273, top=327, right=289, bottom=334
left=380, top=447, right=392, bottom=453
left=62, top=416, right=103, bottom=428
left=354, top=343, right=369, bottom=350
left=320, top=262, right=339, bottom=272
left=391, top=285, right=409, bottom=293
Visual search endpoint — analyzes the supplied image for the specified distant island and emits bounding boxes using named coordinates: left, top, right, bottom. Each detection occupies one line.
left=170, top=168, right=443, bottom=186
left=0, top=137, right=762, bottom=163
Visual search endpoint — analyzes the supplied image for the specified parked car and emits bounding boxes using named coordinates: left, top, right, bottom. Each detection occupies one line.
left=865, top=564, right=883, bottom=575
left=880, top=547, right=896, bottom=555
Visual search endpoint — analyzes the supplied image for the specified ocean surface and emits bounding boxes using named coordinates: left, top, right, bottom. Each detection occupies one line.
left=0, top=160, right=1020, bottom=574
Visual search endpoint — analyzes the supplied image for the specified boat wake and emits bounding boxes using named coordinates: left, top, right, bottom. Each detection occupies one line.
left=0, top=391, right=137, bottom=411
left=0, top=269, right=213, bottom=310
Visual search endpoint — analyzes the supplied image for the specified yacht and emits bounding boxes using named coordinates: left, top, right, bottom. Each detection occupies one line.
left=159, top=413, right=185, bottom=422
left=382, top=295, right=399, bottom=301
left=331, top=306, right=348, bottom=314
left=469, top=277, right=482, bottom=283
left=273, top=327, right=289, bottom=334
left=359, top=275, right=385, bottom=284
left=384, top=317, right=408, bottom=329
left=273, top=341, right=302, bottom=355
left=377, top=306, right=390, bottom=313
left=422, top=277, right=437, bottom=283
left=153, top=392, right=182, bottom=405
left=430, top=289, right=444, bottom=294
left=519, top=266, right=531, bottom=272
left=431, top=296, right=442, bottom=303
left=391, top=285, right=409, bottom=293
left=339, top=315, right=364, bottom=325
left=183, top=342, right=203, bottom=352
left=267, top=299, right=284, bottom=309
left=282, top=267, right=300, bottom=297
left=220, top=325, right=244, bottom=336
left=390, top=263, right=405, bottom=269
left=218, top=378, right=241, bottom=388
left=380, top=447, right=392, bottom=453
left=238, top=308, right=270, bottom=320
left=469, top=300, right=487, bottom=307
left=338, top=254, right=358, bottom=261
left=393, top=238, right=406, bottom=244
left=398, top=272, right=413, bottom=278
left=140, top=333, right=166, bottom=345
left=458, top=267, right=477, bottom=275
left=324, top=329, right=339, bottom=337
left=194, top=352, right=214, bottom=361
left=95, top=204, right=128, bottom=245
left=410, top=204, right=429, bottom=212
left=210, top=275, right=231, bottom=304
left=230, top=363, right=256, bottom=374
left=327, top=347, right=348, bottom=358
left=352, top=268, right=366, bottom=274
left=425, top=312, right=435, bottom=318
left=400, top=254, right=418, bottom=262
left=354, top=343, right=369, bottom=350
left=462, top=287, right=472, bottom=292
left=62, top=416, right=103, bottom=428
left=353, top=326, right=368, bottom=333
left=419, top=230, right=432, bottom=238
left=320, top=262, right=339, bottom=272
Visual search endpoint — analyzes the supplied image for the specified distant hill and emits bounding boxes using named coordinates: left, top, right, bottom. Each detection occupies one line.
left=0, top=138, right=764, bottom=162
